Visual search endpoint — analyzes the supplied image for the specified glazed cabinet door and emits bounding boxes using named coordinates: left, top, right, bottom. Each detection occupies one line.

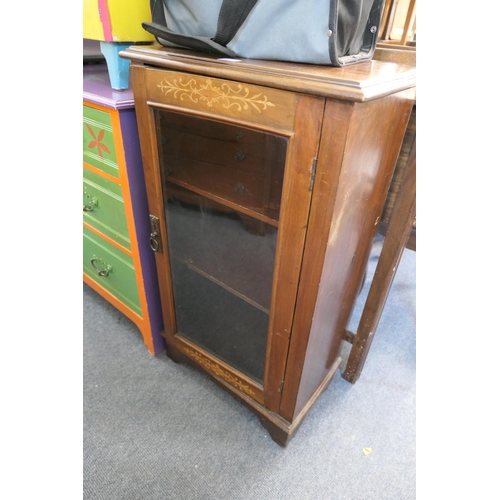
left=131, top=64, right=324, bottom=413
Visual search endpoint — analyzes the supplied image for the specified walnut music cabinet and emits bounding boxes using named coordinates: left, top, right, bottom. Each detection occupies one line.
left=121, top=45, right=416, bottom=446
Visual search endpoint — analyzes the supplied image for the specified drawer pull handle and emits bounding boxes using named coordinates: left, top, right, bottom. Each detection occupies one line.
left=234, top=149, right=246, bottom=161
left=90, top=257, right=112, bottom=277
left=83, top=191, right=98, bottom=212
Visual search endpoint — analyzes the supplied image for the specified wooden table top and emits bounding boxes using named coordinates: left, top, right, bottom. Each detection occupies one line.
left=83, top=63, right=135, bottom=109
left=120, top=45, right=416, bottom=103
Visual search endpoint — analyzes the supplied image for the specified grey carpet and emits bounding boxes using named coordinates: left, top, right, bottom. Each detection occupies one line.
left=83, top=236, right=416, bottom=499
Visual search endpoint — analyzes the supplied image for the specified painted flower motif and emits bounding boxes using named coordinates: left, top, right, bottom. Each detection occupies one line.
left=86, top=124, right=111, bottom=158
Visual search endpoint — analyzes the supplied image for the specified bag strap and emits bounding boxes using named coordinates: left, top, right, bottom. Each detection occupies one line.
left=212, top=0, right=259, bottom=46
left=143, top=0, right=259, bottom=57
left=150, top=0, right=168, bottom=28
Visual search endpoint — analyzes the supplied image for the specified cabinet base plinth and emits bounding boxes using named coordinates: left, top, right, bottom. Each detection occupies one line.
left=164, top=342, right=341, bottom=447
left=164, top=344, right=185, bottom=364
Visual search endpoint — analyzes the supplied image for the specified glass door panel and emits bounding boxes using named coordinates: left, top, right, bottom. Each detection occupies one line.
left=155, top=109, right=288, bottom=383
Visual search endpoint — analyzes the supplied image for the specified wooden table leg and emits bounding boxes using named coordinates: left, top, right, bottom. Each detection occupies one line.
left=100, top=41, right=132, bottom=90
left=342, top=141, right=416, bottom=384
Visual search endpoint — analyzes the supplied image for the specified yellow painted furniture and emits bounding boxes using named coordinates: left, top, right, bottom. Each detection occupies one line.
left=83, top=0, right=154, bottom=89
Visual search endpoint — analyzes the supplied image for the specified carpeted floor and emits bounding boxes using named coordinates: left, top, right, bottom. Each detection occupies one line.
left=83, top=237, right=416, bottom=499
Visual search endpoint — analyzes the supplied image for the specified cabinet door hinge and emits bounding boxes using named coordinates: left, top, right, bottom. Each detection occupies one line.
left=149, top=214, right=162, bottom=253
left=309, top=157, right=318, bottom=191
left=278, top=380, right=284, bottom=394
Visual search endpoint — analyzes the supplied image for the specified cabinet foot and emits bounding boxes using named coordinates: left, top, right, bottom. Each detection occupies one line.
left=257, top=417, right=294, bottom=447
left=165, top=346, right=185, bottom=364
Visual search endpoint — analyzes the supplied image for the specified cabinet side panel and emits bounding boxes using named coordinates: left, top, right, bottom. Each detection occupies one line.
left=119, top=108, right=165, bottom=355
left=288, top=90, right=415, bottom=420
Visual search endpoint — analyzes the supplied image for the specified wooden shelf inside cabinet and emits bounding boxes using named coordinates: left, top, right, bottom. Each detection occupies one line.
left=121, top=45, right=416, bottom=446
left=83, top=63, right=165, bottom=355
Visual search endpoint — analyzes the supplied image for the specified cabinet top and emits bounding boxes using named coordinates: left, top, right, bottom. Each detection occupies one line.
left=121, top=45, right=416, bottom=103
left=83, top=64, right=135, bottom=109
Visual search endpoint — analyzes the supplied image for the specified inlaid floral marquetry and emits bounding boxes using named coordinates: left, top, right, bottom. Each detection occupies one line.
left=182, top=347, right=256, bottom=396
left=157, top=77, right=275, bottom=113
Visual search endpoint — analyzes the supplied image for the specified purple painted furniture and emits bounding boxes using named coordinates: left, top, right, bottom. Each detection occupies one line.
left=83, top=63, right=165, bottom=355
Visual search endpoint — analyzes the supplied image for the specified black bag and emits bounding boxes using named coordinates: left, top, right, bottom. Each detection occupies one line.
left=142, top=0, right=385, bottom=67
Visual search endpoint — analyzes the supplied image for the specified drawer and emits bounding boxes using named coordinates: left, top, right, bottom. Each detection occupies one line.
left=83, top=105, right=120, bottom=178
left=157, top=111, right=285, bottom=176
left=83, top=226, right=142, bottom=316
left=83, top=168, right=131, bottom=250
left=155, top=108, right=288, bottom=222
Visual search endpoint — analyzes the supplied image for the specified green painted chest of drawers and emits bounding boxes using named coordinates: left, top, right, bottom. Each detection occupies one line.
left=83, top=63, right=164, bottom=355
